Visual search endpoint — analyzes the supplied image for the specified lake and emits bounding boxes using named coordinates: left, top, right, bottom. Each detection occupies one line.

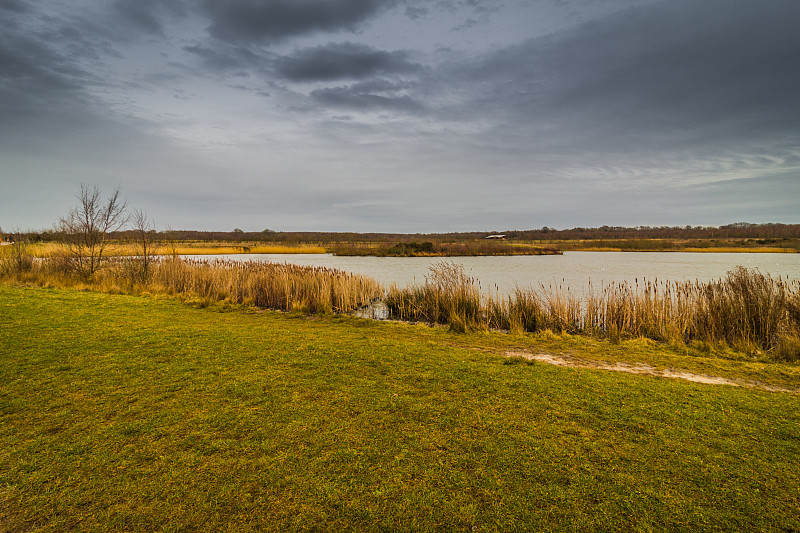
left=186, top=252, right=800, bottom=296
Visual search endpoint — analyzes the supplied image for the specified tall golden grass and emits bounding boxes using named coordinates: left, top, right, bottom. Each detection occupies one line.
left=385, top=262, right=800, bottom=360
left=148, top=258, right=381, bottom=313
left=1, top=247, right=381, bottom=315
left=4, top=245, right=798, bottom=360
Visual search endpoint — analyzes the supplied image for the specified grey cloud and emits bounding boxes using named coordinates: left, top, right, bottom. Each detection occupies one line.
left=549, top=1, right=800, bottom=122
left=0, top=26, right=90, bottom=125
left=109, top=0, right=189, bottom=34
left=450, top=0, right=800, bottom=155
left=202, top=0, right=394, bottom=44
left=347, top=78, right=416, bottom=93
left=311, top=85, right=424, bottom=113
left=111, top=1, right=165, bottom=34
left=275, top=42, right=421, bottom=82
left=0, top=0, right=27, bottom=13
left=0, top=3, right=183, bottom=154
left=56, top=0, right=191, bottom=46
left=3, top=0, right=798, bottom=232
left=183, top=44, right=271, bottom=72
left=404, top=6, right=428, bottom=19
left=454, top=18, right=479, bottom=30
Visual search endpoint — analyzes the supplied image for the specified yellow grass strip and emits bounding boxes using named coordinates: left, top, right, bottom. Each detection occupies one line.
left=247, top=245, right=326, bottom=254
left=168, top=245, right=326, bottom=255
left=569, top=246, right=797, bottom=253
left=26, top=243, right=327, bottom=257
left=25, top=242, right=78, bottom=258
left=681, top=247, right=798, bottom=253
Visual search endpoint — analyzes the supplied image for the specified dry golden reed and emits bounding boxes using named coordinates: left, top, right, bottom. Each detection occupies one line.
left=385, top=262, right=800, bottom=359
left=1, top=250, right=381, bottom=315
left=3, top=245, right=798, bottom=360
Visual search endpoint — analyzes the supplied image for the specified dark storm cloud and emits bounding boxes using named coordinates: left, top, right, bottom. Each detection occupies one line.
left=3, top=0, right=799, bottom=232
left=0, top=1, right=147, bottom=126
left=452, top=1, right=499, bottom=30
left=0, top=21, right=90, bottom=124
left=275, top=42, right=421, bottom=82
left=0, top=0, right=27, bottom=12
left=111, top=0, right=166, bottom=34
left=202, top=0, right=394, bottom=44
left=183, top=44, right=272, bottom=72
left=454, top=0, right=800, bottom=154
left=109, top=0, right=189, bottom=35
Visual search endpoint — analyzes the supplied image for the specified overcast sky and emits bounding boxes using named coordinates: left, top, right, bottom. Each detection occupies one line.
left=2, top=0, right=799, bottom=232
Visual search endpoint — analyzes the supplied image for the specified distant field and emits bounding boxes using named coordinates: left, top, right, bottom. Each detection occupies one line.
left=24, top=242, right=327, bottom=258
left=532, top=238, right=800, bottom=253
left=1, top=284, right=799, bottom=531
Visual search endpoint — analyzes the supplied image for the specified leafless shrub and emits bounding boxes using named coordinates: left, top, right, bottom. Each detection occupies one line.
left=57, top=185, right=128, bottom=279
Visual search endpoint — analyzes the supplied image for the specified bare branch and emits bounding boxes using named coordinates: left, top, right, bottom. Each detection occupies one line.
left=57, top=184, right=129, bottom=278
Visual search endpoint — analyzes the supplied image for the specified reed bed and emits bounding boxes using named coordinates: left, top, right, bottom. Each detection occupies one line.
left=1, top=250, right=381, bottom=315
left=3, top=244, right=798, bottom=360
left=147, top=258, right=381, bottom=313
left=384, top=262, right=484, bottom=332
left=386, top=262, right=800, bottom=360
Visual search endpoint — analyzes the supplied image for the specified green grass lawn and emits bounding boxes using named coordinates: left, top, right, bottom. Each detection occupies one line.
left=1, top=284, right=799, bottom=532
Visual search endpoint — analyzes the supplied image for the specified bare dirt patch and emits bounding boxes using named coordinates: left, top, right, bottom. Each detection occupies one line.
left=505, top=351, right=799, bottom=394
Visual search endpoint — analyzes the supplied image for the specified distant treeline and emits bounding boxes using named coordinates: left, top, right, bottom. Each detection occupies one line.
left=503, top=223, right=800, bottom=241
left=13, top=222, right=800, bottom=243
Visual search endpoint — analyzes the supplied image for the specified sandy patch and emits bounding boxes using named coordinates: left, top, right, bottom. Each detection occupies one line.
left=505, top=351, right=798, bottom=394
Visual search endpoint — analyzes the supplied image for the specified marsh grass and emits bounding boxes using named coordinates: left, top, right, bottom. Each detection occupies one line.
left=4, top=246, right=798, bottom=359
left=385, top=262, right=484, bottom=328
left=386, top=263, right=800, bottom=360
left=0, top=239, right=34, bottom=274
left=152, top=258, right=382, bottom=314
left=2, top=254, right=381, bottom=315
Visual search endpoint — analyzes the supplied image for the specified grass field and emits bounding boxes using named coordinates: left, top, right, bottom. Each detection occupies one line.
left=1, top=284, right=799, bottom=531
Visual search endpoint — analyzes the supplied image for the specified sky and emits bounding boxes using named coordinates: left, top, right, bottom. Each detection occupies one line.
left=1, top=0, right=799, bottom=233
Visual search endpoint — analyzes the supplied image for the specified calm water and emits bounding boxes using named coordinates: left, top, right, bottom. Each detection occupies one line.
left=186, top=252, right=800, bottom=296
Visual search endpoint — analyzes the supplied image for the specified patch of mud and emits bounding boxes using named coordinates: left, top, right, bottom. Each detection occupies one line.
left=505, top=351, right=799, bottom=394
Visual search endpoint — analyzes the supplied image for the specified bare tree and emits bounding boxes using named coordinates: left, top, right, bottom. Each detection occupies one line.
left=58, top=185, right=128, bottom=278
left=131, top=208, right=157, bottom=282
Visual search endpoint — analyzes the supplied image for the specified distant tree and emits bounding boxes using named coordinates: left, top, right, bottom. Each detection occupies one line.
left=58, top=185, right=128, bottom=278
